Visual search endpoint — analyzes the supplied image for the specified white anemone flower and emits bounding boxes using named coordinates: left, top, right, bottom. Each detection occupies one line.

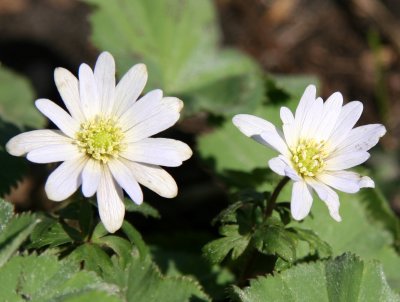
left=233, top=84, right=386, bottom=221
left=6, top=52, right=192, bottom=233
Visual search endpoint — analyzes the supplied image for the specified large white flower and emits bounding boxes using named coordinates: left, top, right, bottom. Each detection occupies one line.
left=233, top=84, right=386, bottom=221
left=6, top=52, right=192, bottom=233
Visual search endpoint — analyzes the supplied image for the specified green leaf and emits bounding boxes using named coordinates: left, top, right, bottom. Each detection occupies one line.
left=85, top=0, right=264, bottom=116
left=231, top=253, right=400, bottom=302
left=0, top=66, right=45, bottom=128
left=291, top=189, right=400, bottom=292
left=0, top=198, right=13, bottom=232
left=0, top=254, right=120, bottom=302
left=105, top=253, right=210, bottom=302
left=121, top=221, right=149, bottom=259
left=123, top=199, right=160, bottom=219
left=202, top=225, right=251, bottom=264
left=0, top=200, right=40, bottom=267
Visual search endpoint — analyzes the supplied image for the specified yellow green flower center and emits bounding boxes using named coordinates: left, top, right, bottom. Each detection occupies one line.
left=75, top=117, right=124, bottom=163
left=291, top=138, right=327, bottom=177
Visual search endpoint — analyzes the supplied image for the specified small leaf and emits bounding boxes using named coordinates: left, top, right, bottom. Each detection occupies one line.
left=230, top=253, right=399, bottom=302
left=290, top=228, right=332, bottom=258
left=94, top=235, right=131, bottom=268
left=0, top=253, right=120, bottom=301
left=121, top=221, right=149, bottom=259
left=0, top=198, right=13, bottom=232
left=123, top=199, right=160, bottom=219
left=202, top=225, right=250, bottom=264
left=0, top=205, right=40, bottom=267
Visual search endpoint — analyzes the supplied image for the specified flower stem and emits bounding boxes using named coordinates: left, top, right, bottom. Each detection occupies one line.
left=264, top=176, right=290, bottom=218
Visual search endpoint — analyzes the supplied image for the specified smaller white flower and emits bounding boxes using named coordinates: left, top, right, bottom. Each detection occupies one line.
left=233, top=84, right=386, bottom=221
left=6, top=52, right=192, bottom=233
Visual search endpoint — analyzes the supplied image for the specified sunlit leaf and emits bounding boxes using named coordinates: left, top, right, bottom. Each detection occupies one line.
left=231, top=253, right=399, bottom=302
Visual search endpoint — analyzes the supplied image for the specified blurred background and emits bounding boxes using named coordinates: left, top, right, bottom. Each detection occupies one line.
left=0, top=0, right=399, bottom=234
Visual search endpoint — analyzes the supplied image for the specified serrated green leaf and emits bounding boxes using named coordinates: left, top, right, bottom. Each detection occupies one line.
left=104, top=252, right=210, bottom=302
left=291, top=189, right=400, bottom=292
left=0, top=210, right=40, bottom=267
left=290, top=228, right=332, bottom=258
left=121, top=221, right=149, bottom=259
left=0, top=254, right=120, bottom=302
left=231, top=253, right=400, bottom=302
left=0, top=198, right=13, bottom=232
left=94, top=235, right=131, bottom=268
left=203, top=225, right=251, bottom=264
left=252, top=225, right=297, bottom=262
left=85, top=0, right=264, bottom=116
left=0, top=66, right=45, bottom=128
left=123, top=199, right=160, bottom=219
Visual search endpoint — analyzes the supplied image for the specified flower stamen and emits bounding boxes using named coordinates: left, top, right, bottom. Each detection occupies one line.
left=75, top=117, right=124, bottom=163
left=291, top=138, right=327, bottom=177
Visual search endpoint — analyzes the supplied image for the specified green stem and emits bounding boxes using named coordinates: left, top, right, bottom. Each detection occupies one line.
left=265, top=177, right=290, bottom=218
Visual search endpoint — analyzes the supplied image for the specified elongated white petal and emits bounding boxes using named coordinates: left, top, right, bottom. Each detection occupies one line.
left=331, top=124, right=386, bottom=155
left=291, top=181, right=313, bottom=220
left=326, top=101, right=363, bottom=151
left=360, top=176, right=375, bottom=188
left=27, top=144, right=80, bottom=164
left=81, top=159, right=101, bottom=197
left=35, top=99, right=79, bottom=138
left=6, top=130, right=71, bottom=156
left=113, top=63, right=147, bottom=117
left=119, top=89, right=163, bottom=131
left=97, top=166, right=125, bottom=233
left=300, top=97, right=323, bottom=139
left=260, top=129, right=290, bottom=156
left=317, top=171, right=362, bottom=193
left=313, top=92, right=343, bottom=141
left=123, top=97, right=183, bottom=142
left=268, top=157, right=287, bottom=176
left=108, top=159, right=143, bottom=205
left=280, top=107, right=294, bottom=124
left=232, top=114, right=275, bottom=138
left=54, top=68, right=85, bottom=121
left=123, top=161, right=178, bottom=198
left=121, top=138, right=192, bottom=167
left=325, top=151, right=370, bottom=171
left=79, top=63, right=100, bottom=119
left=295, top=85, right=316, bottom=127
left=307, top=179, right=341, bottom=222
left=94, top=52, right=115, bottom=115
left=45, top=157, right=87, bottom=201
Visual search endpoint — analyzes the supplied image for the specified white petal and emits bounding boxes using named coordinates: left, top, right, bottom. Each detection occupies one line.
left=97, top=166, right=125, bottom=233
left=108, top=159, right=143, bottom=205
left=284, top=165, right=302, bottom=182
left=35, top=99, right=79, bottom=138
left=307, top=179, right=341, bottom=222
left=79, top=63, right=100, bottom=119
left=294, top=85, right=317, bottom=128
left=291, top=181, right=313, bottom=220
left=113, top=63, right=148, bottom=117
left=313, top=92, right=343, bottom=141
left=121, top=138, right=192, bottom=167
left=299, top=97, right=323, bottom=139
left=123, top=96, right=183, bottom=142
left=331, top=124, right=386, bottom=155
left=232, top=114, right=275, bottom=138
left=360, top=176, right=375, bottom=188
left=327, top=101, right=363, bottom=151
left=268, top=157, right=287, bottom=176
left=94, top=52, right=116, bottom=115
left=317, top=171, right=362, bottom=193
left=54, top=68, right=85, bottom=121
left=6, top=130, right=71, bottom=156
left=45, top=157, right=87, bottom=201
left=81, top=159, right=101, bottom=197
left=119, top=89, right=163, bottom=131
left=260, top=129, right=290, bottom=156
left=280, top=107, right=294, bottom=124
left=27, top=144, right=80, bottom=164
left=123, top=161, right=178, bottom=198
left=325, top=151, right=370, bottom=171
